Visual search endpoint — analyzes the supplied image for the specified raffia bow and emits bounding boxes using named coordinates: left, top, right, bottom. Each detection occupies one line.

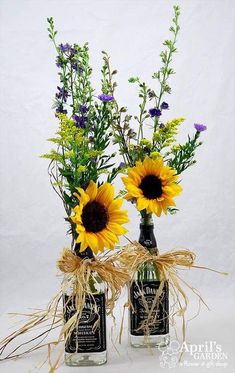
left=0, top=248, right=130, bottom=372
left=117, top=242, right=228, bottom=343
left=117, top=242, right=196, bottom=279
left=57, top=248, right=130, bottom=316
left=0, top=245, right=228, bottom=371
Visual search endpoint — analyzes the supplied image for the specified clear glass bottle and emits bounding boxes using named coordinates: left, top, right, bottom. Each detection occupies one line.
left=63, top=245, right=107, bottom=366
left=129, top=216, right=170, bottom=348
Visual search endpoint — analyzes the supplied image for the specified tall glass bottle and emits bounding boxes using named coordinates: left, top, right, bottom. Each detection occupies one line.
left=129, top=215, right=170, bottom=348
left=63, top=244, right=107, bottom=366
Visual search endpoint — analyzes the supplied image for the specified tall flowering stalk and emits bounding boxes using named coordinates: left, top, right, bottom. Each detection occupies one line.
left=42, top=18, right=128, bottom=247
left=104, top=5, right=207, bottom=220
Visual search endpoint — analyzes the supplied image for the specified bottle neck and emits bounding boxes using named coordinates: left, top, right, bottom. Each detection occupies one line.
left=140, top=213, right=153, bottom=226
left=74, top=243, right=94, bottom=259
left=139, top=215, right=157, bottom=251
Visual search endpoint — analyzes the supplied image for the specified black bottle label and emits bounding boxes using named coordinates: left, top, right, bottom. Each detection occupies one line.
left=63, top=293, right=106, bottom=353
left=130, top=281, right=169, bottom=336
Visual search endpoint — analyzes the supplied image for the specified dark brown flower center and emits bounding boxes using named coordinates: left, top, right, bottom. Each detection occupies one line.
left=81, top=201, right=109, bottom=233
left=139, top=174, right=163, bottom=199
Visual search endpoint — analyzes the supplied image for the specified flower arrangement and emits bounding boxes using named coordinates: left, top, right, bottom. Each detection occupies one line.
left=44, top=7, right=207, bottom=231
left=109, top=5, right=206, bottom=221
left=2, top=6, right=227, bottom=373
left=42, top=18, right=129, bottom=252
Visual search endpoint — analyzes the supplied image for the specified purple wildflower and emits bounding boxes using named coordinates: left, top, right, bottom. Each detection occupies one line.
left=149, top=108, right=162, bottom=118
left=159, top=122, right=165, bottom=128
left=71, top=61, right=84, bottom=73
left=71, top=61, right=77, bottom=70
left=70, top=47, right=77, bottom=56
left=98, top=94, right=114, bottom=102
left=194, top=123, right=207, bottom=132
left=56, top=56, right=61, bottom=68
left=56, top=86, right=69, bottom=103
left=160, top=102, right=169, bottom=110
left=119, top=162, right=125, bottom=169
left=148, top=90, right=156, bottom=99
left=59, top=43, right=72, bottom=53
left=72, top=115, right=87, bottom=129
left=79, top=104, right=88, bottom=114
left=56, top=105, right=67, bottom=114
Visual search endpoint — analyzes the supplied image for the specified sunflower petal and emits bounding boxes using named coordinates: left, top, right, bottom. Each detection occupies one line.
left=108, top=199, right=123, bottom=212
left=125, top=185, right=143, bottom=198
left=96, top=183, right=115, bottom=207
left=150, top=200, right=162, bottom=217
left=85, top=180, right=97, bottom=201
left=109, top=210, right=129, bottom=224
left=102, top=229, right=119, bottom=248
left=76, top=232, right=87, bottom=252
left=127, top=169, right=141, bottom=185
left=85, top=232, right=99, bottom=253
left=74, top=188, right=90, bottom=205
left=124, top=193, right=135, bottom=201
left=136, top=197, right=149, bottom=211
left=107, top=222, right=128, bottom=235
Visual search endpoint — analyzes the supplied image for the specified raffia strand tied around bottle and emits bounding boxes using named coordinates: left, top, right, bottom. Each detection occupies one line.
left=0, top=248, right=130, bottom=372
left=117, top=241, right=228, bottom=343
left=58, top=248, right=130, bottom=340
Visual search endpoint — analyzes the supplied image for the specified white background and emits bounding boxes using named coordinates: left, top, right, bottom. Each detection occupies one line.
left=0, top=0, right=235, bottom=372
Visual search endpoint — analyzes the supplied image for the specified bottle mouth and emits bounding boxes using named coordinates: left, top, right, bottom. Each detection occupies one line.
left=74, top=244, right=94, bottom=259
left=139, top=223, right=154, bottom=229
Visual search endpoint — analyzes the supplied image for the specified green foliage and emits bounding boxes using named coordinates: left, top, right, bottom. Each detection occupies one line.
left=47, top=17, right=57, bottom=42
left=153, top=117, right=185, bottom=151
left=153, top=5, right=180, bottom=102
left=123, top=4, right=181, bottom=149
left=109, top=5, right=205, bottom=182
left=167, top=132, right=202, bottom=174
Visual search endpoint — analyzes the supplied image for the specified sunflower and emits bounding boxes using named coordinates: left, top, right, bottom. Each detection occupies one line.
left=71, top=181, right=129, bottom=254
left=122, top=157, right=182, bottom=217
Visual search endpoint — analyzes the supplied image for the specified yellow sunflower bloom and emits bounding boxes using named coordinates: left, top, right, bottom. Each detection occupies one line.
left=122, top=157, right=182, bottom=217
left=71, top=181, right=129, bottom=254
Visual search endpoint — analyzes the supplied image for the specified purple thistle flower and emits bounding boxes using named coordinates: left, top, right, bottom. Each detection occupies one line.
left=56, top=86, right=69, bottom=103
left=56, top=105, right=67, bottom=114
left=79, top=104, right=88, bottom=114
left=149, top=108, right=162, bottom=118
left=194, top=123, right=207, bottom=132
left=72, top=115, right=87, bottom=129
left=160, top=101, right=169, bottom=110
left=59, top=43, right=72, bottom=53
left=98, top=94, right=114, bottom=102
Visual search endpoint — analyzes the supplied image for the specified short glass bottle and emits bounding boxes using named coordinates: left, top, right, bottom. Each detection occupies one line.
left=129, top=216, right=170, bottom=348
left=63, top=245, right=107, bottom=366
